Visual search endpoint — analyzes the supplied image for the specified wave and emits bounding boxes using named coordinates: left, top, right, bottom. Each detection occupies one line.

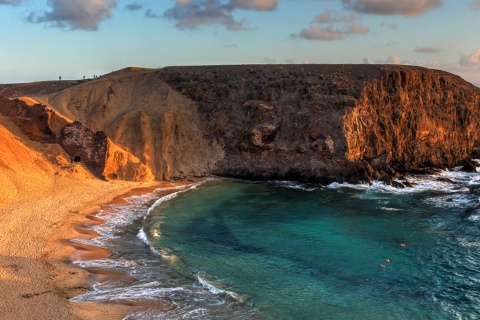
left=72, top=258, right=142, bottom=269
left=71, top=280, right=185, bottom=302
left=137, top=227, right=150, bottom=245
left=196, top=274, right=247, bottom=303
left=467, top=209, right=480, bottom=222
left=270, top=180, right=319, bottom=191
left=136, top=180, right=209, bottom=252
left=327, top=168, right=480, bottom=195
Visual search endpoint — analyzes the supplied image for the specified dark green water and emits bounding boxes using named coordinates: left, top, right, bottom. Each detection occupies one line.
left=142, top=178, right=480, bottom=319
left=72, top=172, right=480, bottom=319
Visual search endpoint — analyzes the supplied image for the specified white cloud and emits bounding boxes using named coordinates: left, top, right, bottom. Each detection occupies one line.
left=227, top=0, right=277, bottom=11
left=459, top=48, right=480, bottom=66
left=414, top=47, right=440, bottom=53
left=341, top=0, right=442, bottom=16
left=28, top=0, right=117, bottom=31
left=295, top=25, right=344, bottom=41
left=387, top=55, right=402, bottom=64
left=348, top=23, right=369, bottom=34
left=163, top=0, right=277, bottom=30
left=421, top=49, right=480, bottom=84
left=294, top=9, right=368, bottom=41
left=362, top=55, right=405, bottom=64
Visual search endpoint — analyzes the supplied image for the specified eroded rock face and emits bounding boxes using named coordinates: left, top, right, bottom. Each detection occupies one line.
left=343, top=68, right=480, bottom=179
left=59, top=121, right=153, bottom=181
left=157, top=65, right=480, bottom=183
left=0, top=96, right=155, bottom=182
left=3, top=65, right=480, bottom=184
left=0, top=96, right=68, bottom=142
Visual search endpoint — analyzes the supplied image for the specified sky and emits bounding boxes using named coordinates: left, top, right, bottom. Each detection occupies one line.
left=1, top=0, right=479, bottom=85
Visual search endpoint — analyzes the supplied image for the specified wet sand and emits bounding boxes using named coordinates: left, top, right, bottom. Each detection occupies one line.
left=0, top=175, right=158, bottom=320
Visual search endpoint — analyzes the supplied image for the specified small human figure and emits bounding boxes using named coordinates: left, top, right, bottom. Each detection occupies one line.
left=59, top=76, right=62, bottom=80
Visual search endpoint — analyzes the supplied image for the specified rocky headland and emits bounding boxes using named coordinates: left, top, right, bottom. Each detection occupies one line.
left=1, top=64, right=479, bottom=185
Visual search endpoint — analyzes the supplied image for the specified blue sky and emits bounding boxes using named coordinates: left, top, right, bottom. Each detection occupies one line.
left=1, top=0, right=479, bottom=84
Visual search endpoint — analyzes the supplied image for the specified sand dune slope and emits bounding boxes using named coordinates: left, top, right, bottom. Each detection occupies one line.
left=0, top=116, right=145, bottom=319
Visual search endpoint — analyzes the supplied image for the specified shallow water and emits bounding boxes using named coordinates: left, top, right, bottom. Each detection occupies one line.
left=72, top=169, right=480, bottom=320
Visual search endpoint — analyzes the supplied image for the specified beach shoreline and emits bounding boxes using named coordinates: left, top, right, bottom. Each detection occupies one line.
left=55, top=180, right=196, bottom=320
left=0, top=174, right=160, bottom=320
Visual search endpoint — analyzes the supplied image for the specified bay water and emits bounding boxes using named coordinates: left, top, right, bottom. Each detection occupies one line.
left=72, top=169, right=480, bottom=319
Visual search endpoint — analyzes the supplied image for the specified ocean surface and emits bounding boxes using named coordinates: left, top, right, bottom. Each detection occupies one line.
left=72, top=167, right=480, bottom=320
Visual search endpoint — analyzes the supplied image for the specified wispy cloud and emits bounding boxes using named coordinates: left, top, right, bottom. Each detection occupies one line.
left=28, top=0, right=117, bottom=31
left=363, top=55, right=405, bottom=64
left=414, top=47, right=440, bottom=53
left=0, top=0, right=21, bottom=5
left=145, top=9, right=162, bottom=19
left=262, top=57, right=277, bottom=63
left=341, top=0, right=442, bottom=16
left=380, top=21, right=396, bottom=30
left=293, top=9, right=368, bottom=41
left=314, top=10, right=356, bottom=24
left=125, top=3, right=142, bottom=11
left=227, top=0, right=277, bottom=11
left=473, top=0, right=480, bottom=10
left=294, top=26, right=344, bottom=41
left=163, top=0, right=277, bottom=30
left=459, top=48, right=480, bottom=67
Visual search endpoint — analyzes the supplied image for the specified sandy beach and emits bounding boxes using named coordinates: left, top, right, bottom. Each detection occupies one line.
left=0, top=174, right=154, bottom=319
left=0, top=115, right=155, bottom=319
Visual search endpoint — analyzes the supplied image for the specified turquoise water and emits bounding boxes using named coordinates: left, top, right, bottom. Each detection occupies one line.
left=72, top=172, right=480, bottom=319
left=142, top=178, right=480, bottom=320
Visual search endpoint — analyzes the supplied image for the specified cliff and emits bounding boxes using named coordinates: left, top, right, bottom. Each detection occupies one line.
left=1, top=65, right=479, bottom=184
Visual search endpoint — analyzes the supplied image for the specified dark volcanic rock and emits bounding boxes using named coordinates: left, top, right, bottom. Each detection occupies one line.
left=59, top=121, right=109, bottom=177
left=154, top=64, right=480, bottom=183
left=3, top=64, right=480, bottom=184
left=58, top=121, right=154, bottom=181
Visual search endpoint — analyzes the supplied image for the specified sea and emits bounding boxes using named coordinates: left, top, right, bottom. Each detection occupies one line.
left=71, top=166, right=480, bottom=320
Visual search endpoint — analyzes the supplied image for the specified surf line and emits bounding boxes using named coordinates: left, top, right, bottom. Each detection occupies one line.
left=65, top=179, right=205, bottom=313
left=136, top=179, right=209, bottom=250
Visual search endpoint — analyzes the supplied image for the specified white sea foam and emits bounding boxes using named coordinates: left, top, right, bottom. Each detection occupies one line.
left=467, top=209, right=480, bottom=222
left=137, top=227, right=150, bottom=245
left=327, top=169, right=480, bottom=195
left=136, top=180, right=208, bottom=254
left=272, top=180, right=319, bottom=191
left=72, top=281, right=185, bottom=302
left=158, top=248, right=179, bottom=265
left=380, top=207, right=402, bottom=211
left=72, top=258, right=141, bottom=269
left=196, top=275, right=246, bottom=303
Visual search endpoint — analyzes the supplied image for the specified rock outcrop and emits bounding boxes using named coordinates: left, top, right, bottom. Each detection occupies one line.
left=156, top=65, right=480, bottom=183
left=59, top=121, right=154, bottom=181
left=0, top=97, right=154, bottom=182
left=0, top=96, right=69, bottom=142
left=2, top=65, right=479, bottom=184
